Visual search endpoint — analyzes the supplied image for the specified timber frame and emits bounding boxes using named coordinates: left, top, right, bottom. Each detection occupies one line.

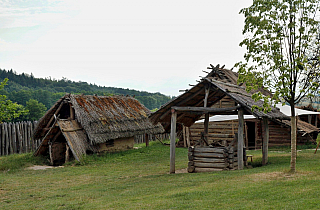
left=150, top=64, right=290, bottom=173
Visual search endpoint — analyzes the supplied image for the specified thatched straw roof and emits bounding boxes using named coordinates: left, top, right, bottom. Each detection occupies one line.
left=34, top=94, right=164, bottom=144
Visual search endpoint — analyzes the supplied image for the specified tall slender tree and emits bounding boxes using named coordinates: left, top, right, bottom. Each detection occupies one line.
left=236, top=0, right=320, bottom=172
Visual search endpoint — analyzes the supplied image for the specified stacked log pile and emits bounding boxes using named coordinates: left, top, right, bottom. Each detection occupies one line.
left=188, top=146, right=247, bottom=173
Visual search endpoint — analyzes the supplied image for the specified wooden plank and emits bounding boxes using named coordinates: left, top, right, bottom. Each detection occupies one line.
left=186, top=127, right=190, bottom=147
left=238, top=108, right=244, bottom=170
left=172, top=106, right=240, bottom=113
left=17, top=123, right=22, bottom=154
left=46, top=102, right=64, bottom=128
left=170, top=109, right=177, bottom=174
left=159, top=88, right=205, bottom=120
left=4, top=123, right=9, bottom=155
left=262, top=117, right=269, bottom=165
left=193, top=162, right=228, bottom=168
left=206, top=134, right=234, bottom=138
left=203, top=113, right=209, bottom=146
left=194, top=167, right=224, bottom=173
left=19, top=123, right=24, bottom=153
left=193, top=157, right=227, bottom=163
left=183, top=125, right=186, bottom=148
left=8, top=123, right=13, bottom=154
left=193, top=147, right=226, bottom=154
left=24, top=122, right=28, bottom=153
left=145, top=133, right=149, bottom=147
left=189, top=152, right=226, bottom=158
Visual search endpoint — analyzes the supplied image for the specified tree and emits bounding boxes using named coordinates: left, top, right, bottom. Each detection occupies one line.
left=23, top=99, right=47, bottom=121
left=0, top=78, right=28, bottom=122
left=235, top=0, right=320, bottom=172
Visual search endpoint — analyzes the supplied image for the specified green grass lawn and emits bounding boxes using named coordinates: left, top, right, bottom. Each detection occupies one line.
left=1, top=141, right=320, bottom=209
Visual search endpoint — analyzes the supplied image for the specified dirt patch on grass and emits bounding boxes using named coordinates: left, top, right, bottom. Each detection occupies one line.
left=26, top=165, right=64, bottom=170
left=247, top=171, right=310, bottom=182
left=174, top=168, right=188, bottom=174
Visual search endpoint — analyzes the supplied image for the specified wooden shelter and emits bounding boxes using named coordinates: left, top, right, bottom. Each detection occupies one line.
left=33, top=94, right=164, bottom=165
left=187, top=116, right=319, bottom=150
left=149, top=64, right=290, bottom=173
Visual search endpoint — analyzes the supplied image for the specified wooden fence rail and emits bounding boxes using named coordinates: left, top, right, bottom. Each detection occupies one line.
left=0, top=121, right=41, bottom=156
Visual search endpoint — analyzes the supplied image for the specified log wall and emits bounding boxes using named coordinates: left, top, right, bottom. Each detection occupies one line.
left=0, top=121, right=41, bottom=156
left=189, top=120, right=239, bottom=147
left=255, top=120, right=315, bottom=147
left=186, top=119, right=315, bottom=149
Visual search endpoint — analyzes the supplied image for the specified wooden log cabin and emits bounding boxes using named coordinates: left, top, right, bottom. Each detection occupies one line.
left=180, top=96, right=319, bottom=149
left=149, top=64, right=294, bottom=173
left=33, top=94, right=164, bottom=165
left=187, top=115, right=319, bottom=150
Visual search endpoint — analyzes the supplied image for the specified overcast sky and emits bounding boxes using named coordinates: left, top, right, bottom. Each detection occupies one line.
left=0, top=0, right=252, bottom=96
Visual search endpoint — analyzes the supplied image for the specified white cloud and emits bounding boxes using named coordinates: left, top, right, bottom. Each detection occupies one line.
left=0, top=0, right=252, bottom=96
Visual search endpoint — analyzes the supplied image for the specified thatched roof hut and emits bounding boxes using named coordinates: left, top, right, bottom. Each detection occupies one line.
left=34, top=94, right=164, bottom=165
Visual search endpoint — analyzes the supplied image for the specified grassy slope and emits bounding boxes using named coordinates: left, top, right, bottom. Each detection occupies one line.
left=1, top=142, right=320, bottom=209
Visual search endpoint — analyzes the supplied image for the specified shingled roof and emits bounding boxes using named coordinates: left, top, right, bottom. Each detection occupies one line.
left=34, top=94, right=164, bottom=144
left=149, top=65, right=289, bottom=130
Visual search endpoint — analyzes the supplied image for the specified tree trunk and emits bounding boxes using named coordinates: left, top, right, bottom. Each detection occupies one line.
left=290, top=104, right=296, bottom=173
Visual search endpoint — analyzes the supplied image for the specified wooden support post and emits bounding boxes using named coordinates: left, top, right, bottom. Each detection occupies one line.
left=203, top=87, right=210, bottom=146
left=245, top=122, right=248, bottom=149
left=186, top=127, right=190, bottom=147
left=183, top=125, right=186, bottom=148
left=204, top=113, right=209, bottom=146
left=145, top=133, right=149, bottom=147
left=69, top=103, right=74, bottom=120
left=49, top=143, right=53, bottom=165
left=308, top=115, right=312, bottom=124
left=238, top=108, right=244, bottom=170
left=65, top=144, right=70, bottom=163
left=262, top=117, right=269, bottom=165
left=255, top=121, right=258, bottom=150
left=170, top=109, right=177, bottom=174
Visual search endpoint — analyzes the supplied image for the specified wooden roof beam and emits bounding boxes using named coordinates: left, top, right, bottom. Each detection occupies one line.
left=171, top=105, right=241, bottom=114
left=159, top=86, right=207, bottom=120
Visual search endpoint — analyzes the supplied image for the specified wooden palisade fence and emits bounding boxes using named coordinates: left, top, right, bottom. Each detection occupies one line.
left=0, top=121, right=40, bottom=156
left=134, top=133, right=170, bottom=144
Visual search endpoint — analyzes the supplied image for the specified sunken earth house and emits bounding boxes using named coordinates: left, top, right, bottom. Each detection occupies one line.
left=33, top=94, right=164, bottom=165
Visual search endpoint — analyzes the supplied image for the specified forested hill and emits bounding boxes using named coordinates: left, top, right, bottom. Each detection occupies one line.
left=0, top=69, right=172, bottom=110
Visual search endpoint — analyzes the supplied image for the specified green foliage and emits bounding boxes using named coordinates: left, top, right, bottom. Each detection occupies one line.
left=236, top=0, right=320, bottom=113
left=0, top=69, right=172, bottom=111
left=236, top=0, right=320, bottom=172
left=19, top=99, right=47, bottom=121
left=0, top=78, right=28, bottom=123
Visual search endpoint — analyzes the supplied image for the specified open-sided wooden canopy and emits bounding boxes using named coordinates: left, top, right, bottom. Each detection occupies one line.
left=149, top=64, right=290, bottom=173
left=150, top=77, right=289, bottom=131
